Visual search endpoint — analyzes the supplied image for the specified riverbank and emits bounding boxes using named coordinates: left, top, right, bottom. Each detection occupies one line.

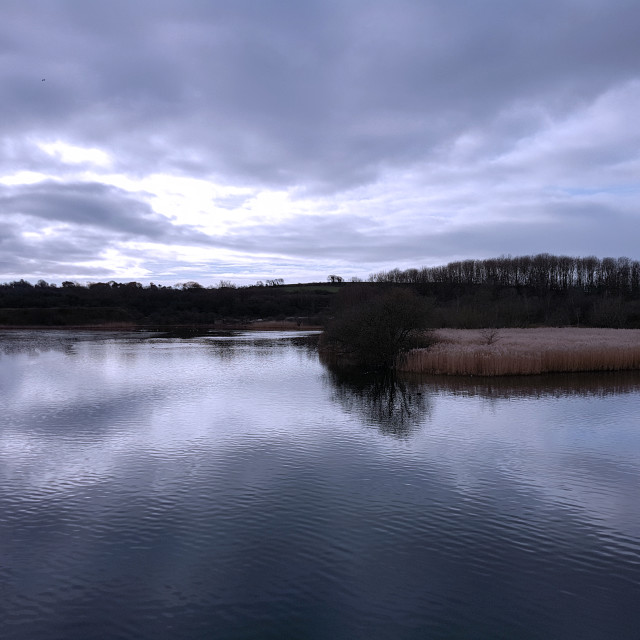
left=398, top=328, right=640, bottom=376
left=0, top=320, right=323, bottom=332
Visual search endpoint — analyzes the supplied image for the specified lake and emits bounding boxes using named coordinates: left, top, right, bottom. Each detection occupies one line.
left=1, top=330, right=639, bottom=639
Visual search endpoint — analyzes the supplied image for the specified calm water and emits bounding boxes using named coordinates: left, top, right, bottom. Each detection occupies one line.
left=1, top=330, right=639, bottom=640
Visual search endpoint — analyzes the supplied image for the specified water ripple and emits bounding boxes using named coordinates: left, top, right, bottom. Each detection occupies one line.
left=2, top=332, right=640, bottom=639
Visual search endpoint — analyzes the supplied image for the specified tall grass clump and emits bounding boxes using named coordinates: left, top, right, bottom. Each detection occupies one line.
left=398, top=328, right=640, bottom=376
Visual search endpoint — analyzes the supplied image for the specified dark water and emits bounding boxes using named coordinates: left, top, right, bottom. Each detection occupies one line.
left=1, top=330, right=639, bottom=639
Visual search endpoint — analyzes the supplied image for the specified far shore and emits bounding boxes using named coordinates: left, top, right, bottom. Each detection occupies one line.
left=399, top=328, right=640, bottom=376
left=0, top=320, right=324, bottom=332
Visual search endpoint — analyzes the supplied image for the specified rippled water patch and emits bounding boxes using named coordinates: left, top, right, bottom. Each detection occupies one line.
left=1, top=331, right=639, bottom=639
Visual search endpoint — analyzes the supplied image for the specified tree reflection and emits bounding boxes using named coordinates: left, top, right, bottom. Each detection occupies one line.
left=0, top=330, right=94, bottom=356
left=323, top=362, right=432, bottom=437
left=199, top=331, right=320, bottom=361
left=402, top=370, right=640, bottom=399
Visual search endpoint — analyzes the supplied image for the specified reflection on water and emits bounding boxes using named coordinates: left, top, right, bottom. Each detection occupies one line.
left=0, top=329, right=159, bottom=356
left=324, top=364, right=432, bottom=437
left=404, top=369, right=640, bottom=399
left=1, top=331, right=640, bottom=640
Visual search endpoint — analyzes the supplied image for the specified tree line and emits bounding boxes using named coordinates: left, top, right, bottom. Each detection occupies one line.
left=1, top=254, right=639, bottom=329
left=0, top=280, right=336, bottom=326
left=369, top=254, right=640, bottom=294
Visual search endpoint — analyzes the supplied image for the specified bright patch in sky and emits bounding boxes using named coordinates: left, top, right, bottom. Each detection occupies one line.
left=0, top=171, right=50, bottom=186
left=39, top=141, right=112, bottom=168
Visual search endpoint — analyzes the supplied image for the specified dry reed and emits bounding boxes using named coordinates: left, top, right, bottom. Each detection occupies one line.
left=398, top=328, right=640, bottom=376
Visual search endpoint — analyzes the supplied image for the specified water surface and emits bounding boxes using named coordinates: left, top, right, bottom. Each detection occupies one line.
left=1, top=330, right=639, bottom=639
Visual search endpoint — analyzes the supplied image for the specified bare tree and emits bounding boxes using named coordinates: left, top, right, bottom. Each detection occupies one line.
left=323, top=288, right=433, bottom=368
left=480, top=328, right=501, bottom=345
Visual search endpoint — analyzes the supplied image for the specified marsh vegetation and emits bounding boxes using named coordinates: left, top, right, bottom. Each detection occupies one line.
left=400, top=328, right=640, bottom=376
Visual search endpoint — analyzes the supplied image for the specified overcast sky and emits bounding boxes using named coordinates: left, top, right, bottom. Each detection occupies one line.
left=2, top=0, right=639, bottom=285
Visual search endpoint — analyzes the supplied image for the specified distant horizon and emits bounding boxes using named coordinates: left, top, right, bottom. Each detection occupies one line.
left=5, top=252, right=638, bottom=289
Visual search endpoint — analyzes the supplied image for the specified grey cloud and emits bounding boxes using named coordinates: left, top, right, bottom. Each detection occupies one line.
left=3, top=0, right=640, bottom=190
left=195, top=199, right=640, bottom=267
left=406, top=205, right=640, bottom=264
left=1, top=0, right=640, bottom=283
left=0, top=180, right=216, bottom=282
left=0, top=219, right=128, bottom=281
left=0, top=232, right=123, bottom=282
left=0, top=181, right=206, bottom=242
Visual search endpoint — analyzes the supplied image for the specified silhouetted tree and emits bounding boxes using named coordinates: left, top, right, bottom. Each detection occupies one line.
left=323, top=288, right=432, bottom=368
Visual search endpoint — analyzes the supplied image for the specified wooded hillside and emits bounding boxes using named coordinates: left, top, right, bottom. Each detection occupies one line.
left=1, top=254, right=639, bottom=328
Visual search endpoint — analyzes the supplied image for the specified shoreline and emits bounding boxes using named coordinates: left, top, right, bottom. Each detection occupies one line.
left=4, top=325, right=640, bottom=376
left=0, top=321, right=324, bottom=332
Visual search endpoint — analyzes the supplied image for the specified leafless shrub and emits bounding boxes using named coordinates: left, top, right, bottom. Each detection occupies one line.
left=322, top=288, right=432, bottom=368
left=480, top=328, right=501, bottom=345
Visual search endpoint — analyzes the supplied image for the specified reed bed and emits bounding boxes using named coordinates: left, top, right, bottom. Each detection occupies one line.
left=398, top=328, right=640, bottom=376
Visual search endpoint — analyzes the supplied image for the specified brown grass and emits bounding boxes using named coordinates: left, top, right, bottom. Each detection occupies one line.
left=398, top=328, right=640, bottom=376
